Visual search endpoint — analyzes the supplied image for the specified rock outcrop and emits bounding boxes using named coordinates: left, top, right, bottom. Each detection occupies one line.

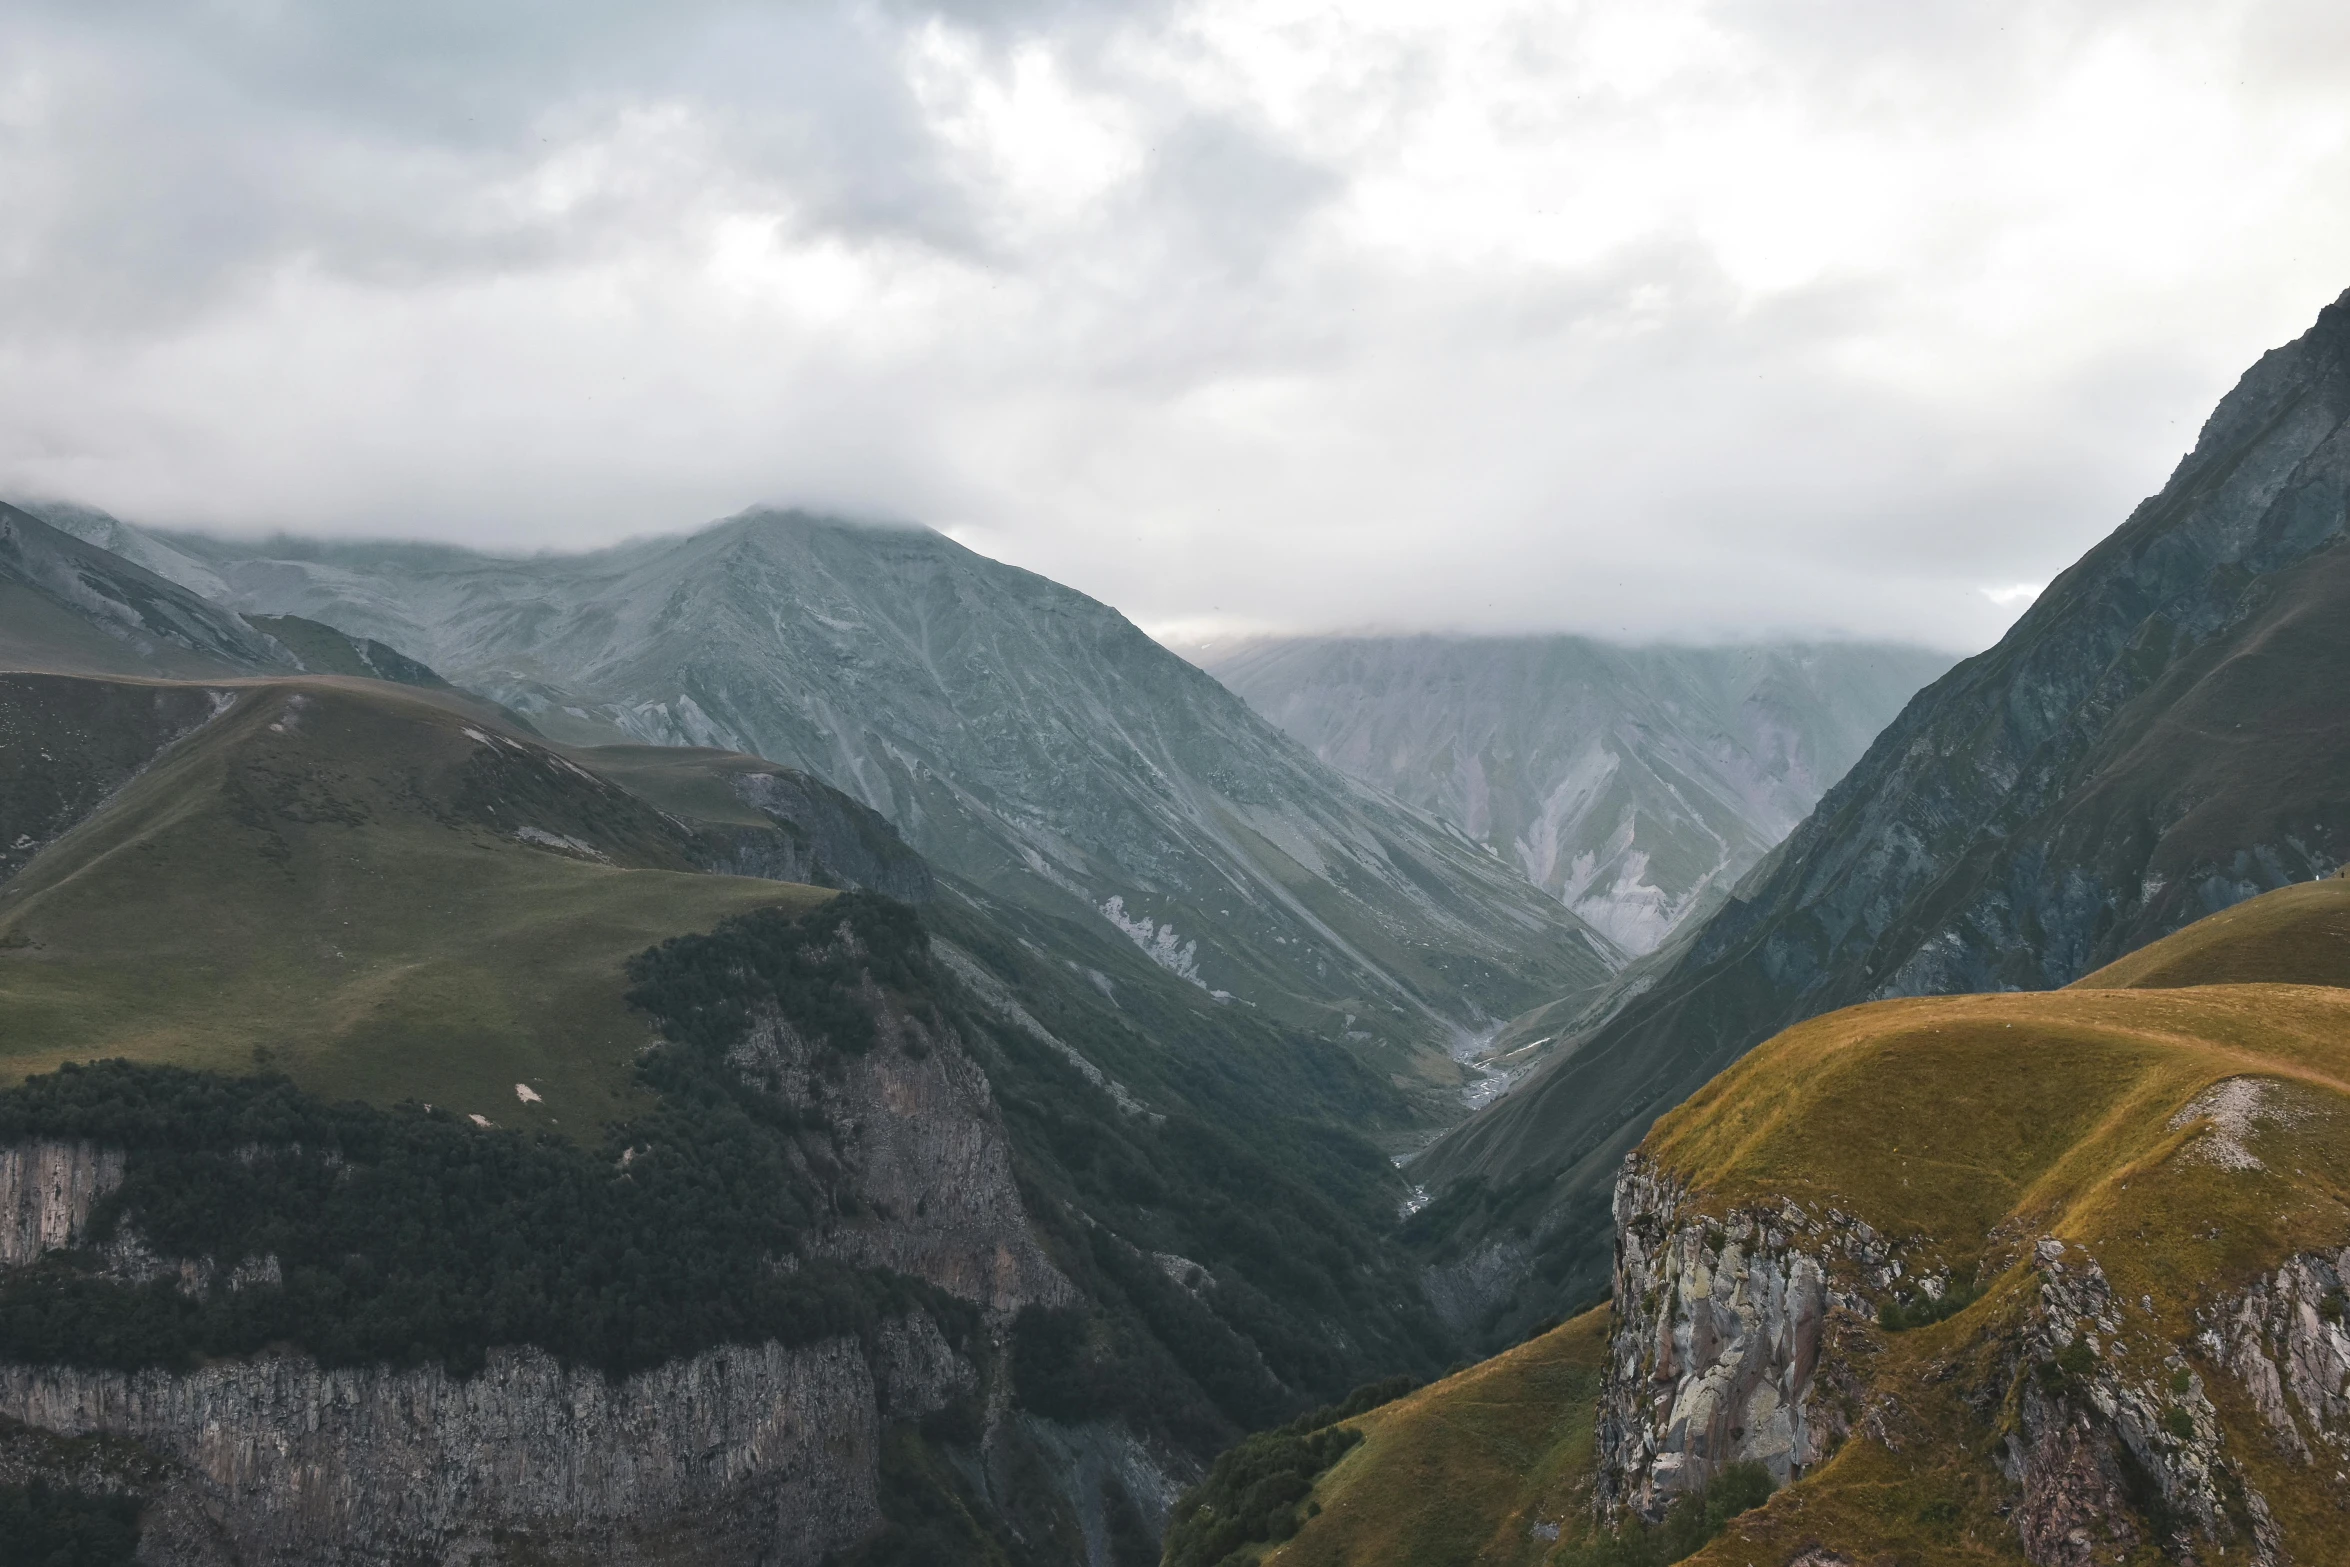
left=1595, top=1158, right=2304, bottom=1565
left=1596, top=1158, right=1843, bottom=1517
left=2205, top=1243, right=2350, bottom=1466
left=2004, top=1239, right=2282, bottom=1567
left=0, top=1325, right=967, bottom=1567
left=723, top=936, right=1072, bottom=1316
left=0, top=1138, right=124, bottom=1265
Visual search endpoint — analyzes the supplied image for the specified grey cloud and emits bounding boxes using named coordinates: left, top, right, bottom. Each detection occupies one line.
left=0, top=2, right=985, bottom=332
left=1, top=0, right=2344, bottom=653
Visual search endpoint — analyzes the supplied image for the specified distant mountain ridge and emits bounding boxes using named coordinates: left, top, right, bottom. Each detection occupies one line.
left=1412, top=284, right=2350, bottom=1333
left=55, top=507, right=1621, bottom=1100
left=1200, top=635, right=1951, bottom=955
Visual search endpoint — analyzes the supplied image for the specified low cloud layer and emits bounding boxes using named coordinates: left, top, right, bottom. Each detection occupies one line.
left=4, top=0, right=2347, bottom=650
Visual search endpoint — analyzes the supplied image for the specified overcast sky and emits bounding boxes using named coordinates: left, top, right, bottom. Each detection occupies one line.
left=5, top=0, right=2348, bottom=650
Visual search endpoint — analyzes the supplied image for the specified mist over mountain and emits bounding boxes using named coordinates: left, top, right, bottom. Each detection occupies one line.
left=1199, top=636, right=1952, bottom=956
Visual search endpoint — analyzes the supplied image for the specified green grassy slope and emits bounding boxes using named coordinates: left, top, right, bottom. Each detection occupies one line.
left=1643, top=979, right=2350, bottom=1565
left=0, top=674, right=824, bottom=1131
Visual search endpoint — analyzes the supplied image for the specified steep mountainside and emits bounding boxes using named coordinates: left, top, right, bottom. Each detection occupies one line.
left=98, top=511, right=1622, bottom=1098
left=1200, top=637, right=1950, bottom=956
left=0, top=501, right=459, bottom=702
left=0, top=503, right=288, bottom=679
left=1413, top=286, right=2350, bottom=1328
left=0, top=656, right=1459, bottom=1564
left=1248, top=877, right=2350, bottom=1566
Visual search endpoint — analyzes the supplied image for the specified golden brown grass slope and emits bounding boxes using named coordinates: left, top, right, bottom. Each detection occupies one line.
left=2072, top=872, right=2350, bottom=991
left=1257, top=1307, right=1611, bottom=1567
left=1252, top=877, right=2350, bottom=1567
left=1636, top=938, right=2350, bottom=1560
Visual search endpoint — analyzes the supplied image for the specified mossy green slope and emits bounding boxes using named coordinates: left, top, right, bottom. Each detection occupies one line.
left=0, top=673, right=825, bottom=1131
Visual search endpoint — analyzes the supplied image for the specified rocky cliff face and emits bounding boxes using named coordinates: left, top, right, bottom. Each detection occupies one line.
left=725, top=938, right=1072, bottom=1314
left=1596, top=1157, right=2306, bottom=1566
left=0, top=919, right=1077, bottom=1565
left=0, top=1327, right=964, bottom=1567
left=0, top=1138, right=125, bottom=1265
left=1597, top=1158, right=1845, bottom=1515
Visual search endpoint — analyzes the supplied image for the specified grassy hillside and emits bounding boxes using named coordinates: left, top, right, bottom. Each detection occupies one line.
left=2072, top=871, right=2350, bottom=991
left=0, top=674, right=823, bottom=1131
left=1635, top=973, right=2350, bottom=1564
left=1255, top=1309, right=1611, bottom=1567
left=1222, top=879, right=2350, bottom=1565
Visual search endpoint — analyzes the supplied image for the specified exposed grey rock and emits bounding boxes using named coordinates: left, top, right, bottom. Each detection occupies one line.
left=2205, top=1243, right=2350, bottom=1466
left=1594, top=1161, right=2289, bottom=1566
left=721, top=932, right=1073, bottom=1315
left=1596, top=1158, right=1839, bottom=1518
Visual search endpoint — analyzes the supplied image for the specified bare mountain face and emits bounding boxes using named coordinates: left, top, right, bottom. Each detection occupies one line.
left=1199, top=636, right=1951, bottom=956
left=1410, top=285, right=2350, bottom=1339
left=90, top=511, right=1620, bottom=1095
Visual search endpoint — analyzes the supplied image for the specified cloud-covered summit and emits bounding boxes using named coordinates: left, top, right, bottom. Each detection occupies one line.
left=4, top=0, right=2348, bottom=650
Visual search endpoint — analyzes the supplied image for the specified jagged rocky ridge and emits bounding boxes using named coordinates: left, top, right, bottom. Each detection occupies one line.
left=1415, top=285, right=2350, bottom=1326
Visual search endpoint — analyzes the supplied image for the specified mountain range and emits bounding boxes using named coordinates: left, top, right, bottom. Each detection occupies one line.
left=1199, top=636, right=1950, bottom=957
left=5, top=283, right=2349, bottom=1567
left=22, top=506, right=1633, bottom=1106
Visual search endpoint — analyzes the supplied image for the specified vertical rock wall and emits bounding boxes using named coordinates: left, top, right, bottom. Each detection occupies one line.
left=0, top=1138, right=124, bottom=1265
left=0, top=1322, right=969, bottom=1567
left=1596, top=1157, right=1838, bottom=1518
